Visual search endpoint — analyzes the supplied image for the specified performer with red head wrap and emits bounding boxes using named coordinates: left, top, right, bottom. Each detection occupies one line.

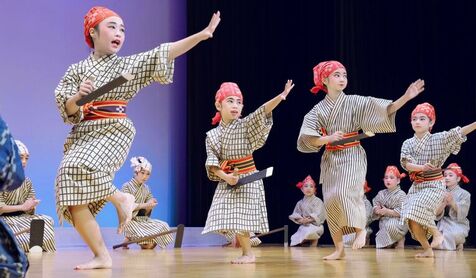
left=203, top=80, right=294, bottom=264
left=371, top=166, right=408, bottom=249
left=434, top=163, right=471, bottom=251
left=54, top=6, right=221, bottom=269
left=297, top=60, right=424, bottom=260
left=400, top=103, right=476, bottom=257
left=289, top=175, right=326, bottom=247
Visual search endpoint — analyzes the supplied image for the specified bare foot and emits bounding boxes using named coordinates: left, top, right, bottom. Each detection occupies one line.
left=117, top=193, right=137, bottom=234
left=323, top=249, right=345, bottom=260
left=74, top=255, right=112, bottom=270
left=395, top=238, right=405, bottom=249
left=415, top=248, right=434, bottom=258
left=430, top=230, right=444, bottom=248
left=352, top=230, right=367, bottom=249
left=457, top=244, right=464, bottom=251
left=231, top=255, right=256, bottom=264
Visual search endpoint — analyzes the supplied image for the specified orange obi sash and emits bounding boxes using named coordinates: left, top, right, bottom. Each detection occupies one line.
left=82, top=100, right=127, bottom=121
left=321, top=128, right=360, bottom=151
left=409, top=169, right=444, bottom=184
left=220, top=155, right=256, bottom=175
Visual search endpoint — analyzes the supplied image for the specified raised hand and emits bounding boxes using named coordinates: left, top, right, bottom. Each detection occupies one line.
left=203, top=11, right=221, bottom=38
left=405, top=79, right=425, bottom=100
left=280, top=80, right=295, bottom=100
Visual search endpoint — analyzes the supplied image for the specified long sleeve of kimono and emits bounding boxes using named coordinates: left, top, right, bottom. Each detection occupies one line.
left=54, top=65, right=83, bottom=124
left=245, top=105, right=273, bottom=151
left=125, top=43, right=175, bottom=91
left=442, top=127, right=467, bottom=155
left=353, top=96, right=396, bottom=133
left=205, top=136, right=221, bottom=182
left=144, top=185, right=154, bottom=203
left=450, top=191, right=471, bottom=222
left=297, top=106, right=323, bottom=153
left=289, top=201, right=303, bottom=224
left=400, top=139, right=414, bottom=171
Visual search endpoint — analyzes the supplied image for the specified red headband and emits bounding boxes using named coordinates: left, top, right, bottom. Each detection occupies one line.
left=84, top=6, right=120, bottom=48
left=411, top=102, right=436, bottom=123
left=446, top=163, right=470, bottom=184
left=385, top=165, right=406, bottom=179
left=310, top=61, right=346, bottom=94
left=211, top=82, right=243, bottom=125
left=296, top=175, right=316, bottom=189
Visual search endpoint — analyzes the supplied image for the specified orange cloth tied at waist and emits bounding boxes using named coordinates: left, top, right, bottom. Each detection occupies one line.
left=82, top=100, right=127, bottom=121
left=409, top=169, right=443, bottom=183
left=220, top=155, right=256, bottom=175
left=320, top=128, right=360, bottom=151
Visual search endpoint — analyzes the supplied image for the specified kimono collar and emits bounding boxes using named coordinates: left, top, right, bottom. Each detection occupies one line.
left=88, top=52, right=117, bottom=63
left=414, top=131, right=431, bottom=141
left=131, top=178, right=144, bottom=188
left=324, top=91, right=345, bottom=105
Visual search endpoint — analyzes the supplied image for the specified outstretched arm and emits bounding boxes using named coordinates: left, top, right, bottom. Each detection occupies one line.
left=461, top=121, right=476, bottom=136
left=263, top=80, right=295, bottom=115
left=168, top=11, right=221, bottom=60
left=387, top=79, right=425, bottom=115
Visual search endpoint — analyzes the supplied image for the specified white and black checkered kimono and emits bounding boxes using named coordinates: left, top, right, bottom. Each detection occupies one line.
left=400, top=128, right=467, bottom=239
left=121, top=179, right=173, bottom=247
left=297, top=93, right=396, bottom=237
left=372, top=186, right=408, bottom=248
left=289, top=195, right=325, bottom=246
left=54, top=44, right=174, bottom=223
left=202, top=106, right=272, bottom=235
left=343, top=195, right=373, bottom=247
left=0, top=178, right=56, bottom=252
left=435, top=185, right=471, bottom=250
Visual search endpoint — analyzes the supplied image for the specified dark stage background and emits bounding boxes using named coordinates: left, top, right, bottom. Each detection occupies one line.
left=185, top=1, right=476, bottom=246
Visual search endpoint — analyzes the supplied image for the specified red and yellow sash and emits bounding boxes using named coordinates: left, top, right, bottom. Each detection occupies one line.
left=220, top=155, right=256, bottom=175
left=82, top=100, right=127, bottom=121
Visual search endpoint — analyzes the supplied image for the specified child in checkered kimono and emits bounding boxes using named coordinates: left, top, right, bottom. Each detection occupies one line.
left=121, top=157, right=173, bottom=249
left=0, top=141, right=56, bottom=252
left=400, top=103, right=476, bottom=258
left=203, top=80, right=294, bottom=264
left=372, top=166, right=408, bottom=249
left=54, top=6, right=220, bottom=270
left=289, top=175, right=325, bottom=247
left=434, top=163, right=471, bottom=251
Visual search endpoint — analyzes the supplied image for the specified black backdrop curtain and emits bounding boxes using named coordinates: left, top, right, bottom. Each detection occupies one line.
left=185, top=0, right=476, bottom=246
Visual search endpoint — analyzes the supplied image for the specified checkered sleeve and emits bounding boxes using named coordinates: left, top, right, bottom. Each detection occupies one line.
left=443, top=127, right=467, bottom=155
left=124, top=43, right=175, bottom=91
left=297, top=106, right=323, bottom=153
left=205, top=135, right=221, bottom=182
left=245, top=105, right=273, bottom=151
left=54, top=65, right=83, bottom=125
left=400, top=139, right=414, bottom=171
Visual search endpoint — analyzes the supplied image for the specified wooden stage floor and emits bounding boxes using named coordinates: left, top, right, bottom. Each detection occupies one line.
left=26, top=246, right=476, bottom=278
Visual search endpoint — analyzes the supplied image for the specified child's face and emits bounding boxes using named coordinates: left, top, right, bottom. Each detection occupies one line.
left=135, top=169, right=151, bottom=184
left=324, top=68, right=347, bottom=92
left=411, top=113, right=433, bottom=134
left=216, top=96, right=243, bottom=123
left=91, top=16, right=125, bottom=55
left=301, top=183, right=316, bottom=196
left=444, top=170, right=460, bottom=187
left=20, top=153, right=29, bottom=169
left=383, top=173, right=399, bottom=190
